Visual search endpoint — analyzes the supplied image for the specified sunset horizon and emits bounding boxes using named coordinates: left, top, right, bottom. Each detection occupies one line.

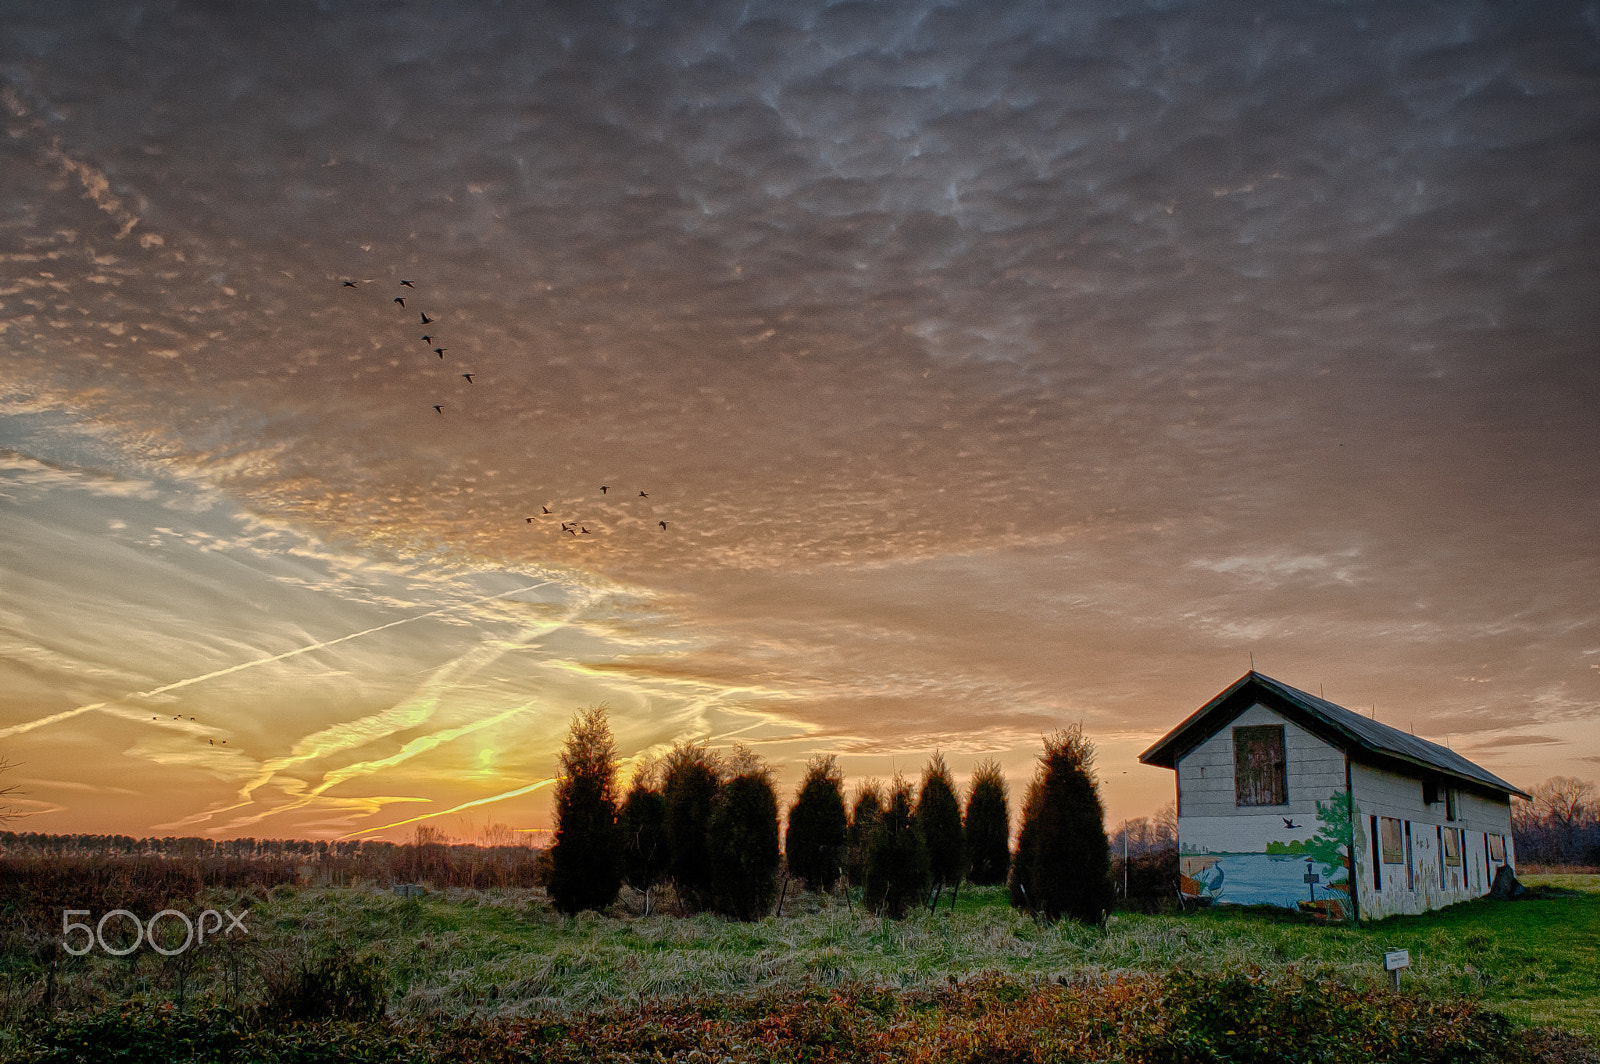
left=4, top=0, right=1596, bottom=846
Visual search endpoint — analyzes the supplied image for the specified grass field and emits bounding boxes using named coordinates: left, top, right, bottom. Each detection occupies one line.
left=6, top=873, right=1596, bottom=1045
left=1361, top=873, right=1600, bottom=1033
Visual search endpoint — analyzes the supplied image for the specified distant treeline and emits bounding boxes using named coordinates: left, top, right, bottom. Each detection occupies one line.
left=3, top=832, right=393, bottom=860
left=1106, top=808, right=1179, bottom=913
left=0, top=826, right=545, bottom=914
left=1513, top=776, right=1600, bottom=869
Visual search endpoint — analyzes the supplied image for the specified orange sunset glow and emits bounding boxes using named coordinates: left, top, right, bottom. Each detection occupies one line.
left=3, top=1, right=1596, bottom=844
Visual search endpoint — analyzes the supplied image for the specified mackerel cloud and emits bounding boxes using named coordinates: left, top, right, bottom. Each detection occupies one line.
left=2, top=0, right=1597, bottom=832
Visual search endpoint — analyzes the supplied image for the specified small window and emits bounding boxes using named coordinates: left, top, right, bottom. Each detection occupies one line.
left=1443, top=826, right=1461, bottom=867
left=1488, top=834, right=1505, bottom=862
left=1233, top=725, right=1288, bottom=806
left=1422, top=779, right=1440, bottom=805
left=1380, top=816, right=1405, bottom=864
left=1445, top=788, right=1457, bottom=821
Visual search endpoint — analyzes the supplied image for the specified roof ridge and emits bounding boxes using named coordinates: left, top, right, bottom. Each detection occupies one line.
left=1140, top=671, right=1530, bottom=799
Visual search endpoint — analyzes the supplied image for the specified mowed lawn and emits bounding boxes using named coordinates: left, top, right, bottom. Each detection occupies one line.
left=1346, top=872, right=1600, bottom=1035
left=1150, top=872, right=1600, bottom=1036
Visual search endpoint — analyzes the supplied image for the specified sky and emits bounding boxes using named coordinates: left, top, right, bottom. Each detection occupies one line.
left=1, top=0, right=1596, bottom=843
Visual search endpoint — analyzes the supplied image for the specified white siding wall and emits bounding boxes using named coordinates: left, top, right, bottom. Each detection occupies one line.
left=1178, top=703, right=1346, bottom=818
left=1170, top=701, right=1517, bottom=921
left=1349, top=761, right=1515, bottom=919
left=1177, top=703, right=1348, bottom=854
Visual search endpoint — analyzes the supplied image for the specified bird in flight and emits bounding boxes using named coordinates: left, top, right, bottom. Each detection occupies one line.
left=461, top=373, right=474, bottom=383
left=1282, top=817, right=1298, bottom=829
left=421, top=312, right=434, bottom=324
left=421, top=335, right=433, bottom=344
left=542, top=506, right=553, bottom=514
left=638, top=491, right=649, bottom=498
left=342, top=280, right=358, bottom=288
left=580, top=526, right=592, bottom=535
left=659, top=521, right=668, bottom=531
left=433, top=405, right=443, bottom=415
left=525, top=517, right=535, bottom=523
left=400, top=280, right=415, bottom=288
left=394, top=297, right=406, bottom=308
left=435, top=348, right=446, bottom=358
left=600, top=486, right=608, bottom=494
left=565, top=526, right=577, bottom=535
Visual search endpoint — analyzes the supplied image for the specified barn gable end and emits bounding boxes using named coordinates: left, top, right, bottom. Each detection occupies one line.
left=1141, top=672, right=1524, bottom=921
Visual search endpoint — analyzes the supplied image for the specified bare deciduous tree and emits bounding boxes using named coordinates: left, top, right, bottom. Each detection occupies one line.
left=1514, top=776, right=1599, bottom=867
left=0, top=759, right=23, bottom=826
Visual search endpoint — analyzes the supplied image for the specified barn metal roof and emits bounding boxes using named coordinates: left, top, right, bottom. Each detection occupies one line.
left=1138, top=671, right=1530, bottom=799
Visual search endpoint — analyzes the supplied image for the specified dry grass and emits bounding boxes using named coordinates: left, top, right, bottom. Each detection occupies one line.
left=4, top=878, right=1596, bottom=1041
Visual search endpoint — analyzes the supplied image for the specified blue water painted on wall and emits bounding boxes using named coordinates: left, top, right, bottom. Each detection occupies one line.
left=1187, top=853, right=1345, bottom=909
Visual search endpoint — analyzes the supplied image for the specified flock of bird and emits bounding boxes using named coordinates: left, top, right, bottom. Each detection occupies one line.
left=155, top=714, right=225, bottom=746
left=168, top=276, right=674, bottom=750
left=342, top=276, right=670, bottom=540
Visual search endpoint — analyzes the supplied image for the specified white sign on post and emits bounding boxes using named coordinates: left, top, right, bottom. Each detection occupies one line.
left=1383, top=948, right=1410, bottom=988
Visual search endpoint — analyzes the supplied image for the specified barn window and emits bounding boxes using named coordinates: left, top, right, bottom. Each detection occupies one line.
left=1233, top=725, right=1288, bottom=806
left=1443, top=826, right=1461, bottom=867
left=1380, top=817, right=1405, bottom=864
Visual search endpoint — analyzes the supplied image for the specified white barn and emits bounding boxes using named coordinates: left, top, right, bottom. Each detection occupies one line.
left=1138, top=672, right=1528, bottom=921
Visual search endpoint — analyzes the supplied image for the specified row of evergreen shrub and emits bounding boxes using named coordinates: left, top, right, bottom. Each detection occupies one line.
left=548, top=707, right=1115, bottom=923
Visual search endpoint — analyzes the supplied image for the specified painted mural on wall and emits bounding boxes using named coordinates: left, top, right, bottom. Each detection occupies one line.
left=1180, top=792, right=1354, bottom=919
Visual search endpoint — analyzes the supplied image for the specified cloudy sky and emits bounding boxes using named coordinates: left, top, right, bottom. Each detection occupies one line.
left=2, top=0, right=1596, bottom=842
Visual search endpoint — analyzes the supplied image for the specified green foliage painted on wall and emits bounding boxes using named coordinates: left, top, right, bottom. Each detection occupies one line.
left=1308, top=790, right=1354, bottom=884
left=1259, top=794, right=1353, bottom=878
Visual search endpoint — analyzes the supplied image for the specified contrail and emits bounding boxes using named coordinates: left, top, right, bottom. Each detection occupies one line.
left=339, top=719, right=802, bottom=841
left=206, top=700, right=540, bottom=833
left=703, top=720, right=773, bottom=744
left=342, top=776, right=560, bottom=839
left=343, top=720, right=810, bottom=841
left=0, top=582, right=552, bottom=739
